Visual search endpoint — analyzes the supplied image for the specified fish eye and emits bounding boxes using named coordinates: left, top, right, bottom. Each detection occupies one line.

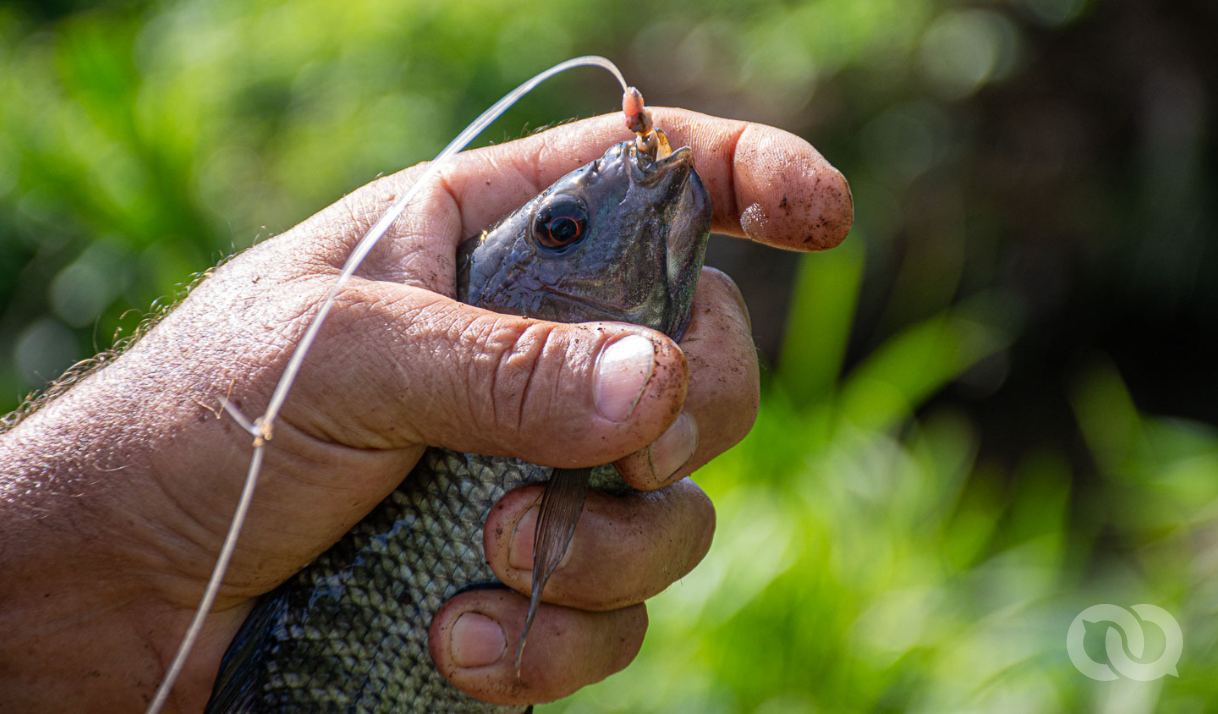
left=533, top=196, right=588, bottom=250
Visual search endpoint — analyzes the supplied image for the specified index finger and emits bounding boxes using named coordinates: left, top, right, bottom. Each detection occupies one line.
left=442, top=107, right=853, bottom=251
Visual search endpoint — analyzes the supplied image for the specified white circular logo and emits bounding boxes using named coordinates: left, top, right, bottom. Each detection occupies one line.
left=1066, top=604, right=1182, bottom=681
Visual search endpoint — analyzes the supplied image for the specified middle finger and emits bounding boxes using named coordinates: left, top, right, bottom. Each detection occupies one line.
left=615, top=266, right=760, bottom=491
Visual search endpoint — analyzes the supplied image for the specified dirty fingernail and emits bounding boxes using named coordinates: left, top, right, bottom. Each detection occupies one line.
left=594, top=335, right=655, bottom=422
left=508, top=505, right=538, bottom=570
left=650, top=412, right=698, bottom=484
left=451, top=613, right=506, bottom=668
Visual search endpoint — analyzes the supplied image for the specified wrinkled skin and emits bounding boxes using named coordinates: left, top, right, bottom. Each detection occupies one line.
left=0, top=108, right=852, bottom=712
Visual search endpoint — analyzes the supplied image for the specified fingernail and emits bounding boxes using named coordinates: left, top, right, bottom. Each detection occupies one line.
left=450, top=612, right=506, bottom=668
left=650, top=412, right=698, bottom=484
left=595, top=335, right=655, bottom=422
left=508, top=505, right=538, bottom=570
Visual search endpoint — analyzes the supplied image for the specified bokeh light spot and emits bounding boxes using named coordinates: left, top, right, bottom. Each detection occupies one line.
left=1022, top=0, right=1090, bottom=27
left=860, top=100, right=951, bottom=185
left=919, top=10, right=1022, bottom=99
left=50, top=262, right=110, bottom=328
left=14, top=318, right=79, bottom=388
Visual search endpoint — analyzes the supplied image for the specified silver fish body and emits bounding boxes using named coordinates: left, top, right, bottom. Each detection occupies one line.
left=206, top=139, right=711, bottom=712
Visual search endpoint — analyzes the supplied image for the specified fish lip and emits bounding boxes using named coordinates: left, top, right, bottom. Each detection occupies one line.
left=655, top=146, right=693, bottom=172
left=631, top=145, right=693, bottom=186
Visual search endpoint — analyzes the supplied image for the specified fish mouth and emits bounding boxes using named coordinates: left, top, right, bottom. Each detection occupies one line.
left=631, top=145, right=693, bottom=187
left=654, top=146, right=693, bottom=176
left=653, top=146, right=693, bottom=170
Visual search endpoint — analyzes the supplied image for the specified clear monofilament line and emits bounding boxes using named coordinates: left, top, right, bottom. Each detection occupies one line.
left=260, top=56, right=627, bottom=429
left=146, top=55, right=630, bottom=714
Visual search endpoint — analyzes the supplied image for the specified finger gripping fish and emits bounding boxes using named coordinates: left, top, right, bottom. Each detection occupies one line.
left=206, top=134, right=712, bottom=711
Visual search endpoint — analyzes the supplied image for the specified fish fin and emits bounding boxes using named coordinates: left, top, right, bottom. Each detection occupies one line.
left=515, top=466, right=591, bottom=677
left=204, top=587, right=288, bottom=714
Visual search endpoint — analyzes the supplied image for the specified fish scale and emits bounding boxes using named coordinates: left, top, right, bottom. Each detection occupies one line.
left=210, top=449, right=629, bottom=713
left=216, top=450, right=560, bottom=712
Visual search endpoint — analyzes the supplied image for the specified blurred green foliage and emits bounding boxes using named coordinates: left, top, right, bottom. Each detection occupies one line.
left=2, top=0, right=1216, bottom=711
left=551, top=253, right=1218, bottom=713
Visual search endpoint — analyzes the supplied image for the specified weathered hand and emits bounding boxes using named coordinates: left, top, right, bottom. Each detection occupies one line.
left=0, top=108, right=850, bottom=711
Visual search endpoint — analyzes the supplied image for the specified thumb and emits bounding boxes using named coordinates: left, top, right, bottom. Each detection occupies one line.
left=296, top=279, right=689, bottom=468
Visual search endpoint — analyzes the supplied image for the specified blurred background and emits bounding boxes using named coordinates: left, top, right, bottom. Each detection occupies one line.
left=1, top=0, right=1216, bottom=711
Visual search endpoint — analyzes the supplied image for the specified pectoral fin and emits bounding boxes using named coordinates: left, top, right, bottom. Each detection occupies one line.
left=515, top=466, right=591, bottom=676
left=205, top=586, right=290, bottom=713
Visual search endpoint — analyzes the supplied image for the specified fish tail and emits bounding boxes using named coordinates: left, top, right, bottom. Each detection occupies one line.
left=204, top=587, right=289, bottom=713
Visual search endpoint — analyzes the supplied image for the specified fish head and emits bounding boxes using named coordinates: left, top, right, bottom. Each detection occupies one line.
left=458, top=139, right=712, bottom=340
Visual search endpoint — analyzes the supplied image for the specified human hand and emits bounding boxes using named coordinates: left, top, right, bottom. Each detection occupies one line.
left=0, top=108, right=851, bottom=711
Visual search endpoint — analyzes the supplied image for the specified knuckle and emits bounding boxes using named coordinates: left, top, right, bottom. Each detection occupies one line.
left=682, top=483, right=716, bottom=575
left=648, top=482, right=715, bottom=581
left=696, top=266, right=752, bottom=333
left=737, top=374, right=762, bottom=432
left=565, top=574, right=642, bottom=612
left=559, top=486, right=712, bottom=611
left=331, top=284, right=395, bottom=336
left=611, top=603, right=648, bottom=673
left=723, top=389, right=760, bottom=450
left=699, top=264, right=738, bottom=295
left=469, top=316, right=559, bottom=437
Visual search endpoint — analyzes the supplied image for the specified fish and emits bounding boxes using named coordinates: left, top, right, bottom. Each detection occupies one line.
left=205, top=133, right=712, bottom=712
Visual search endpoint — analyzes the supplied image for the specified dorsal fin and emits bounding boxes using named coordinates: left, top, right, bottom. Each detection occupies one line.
left=515, top=466, right=591, bottom=676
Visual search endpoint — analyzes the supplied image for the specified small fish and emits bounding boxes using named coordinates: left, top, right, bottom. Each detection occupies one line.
left=206, top=134, right=711, bottom=712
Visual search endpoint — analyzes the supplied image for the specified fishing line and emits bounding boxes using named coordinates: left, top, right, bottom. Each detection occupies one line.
left=147, top=55, right=631, bottom=714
